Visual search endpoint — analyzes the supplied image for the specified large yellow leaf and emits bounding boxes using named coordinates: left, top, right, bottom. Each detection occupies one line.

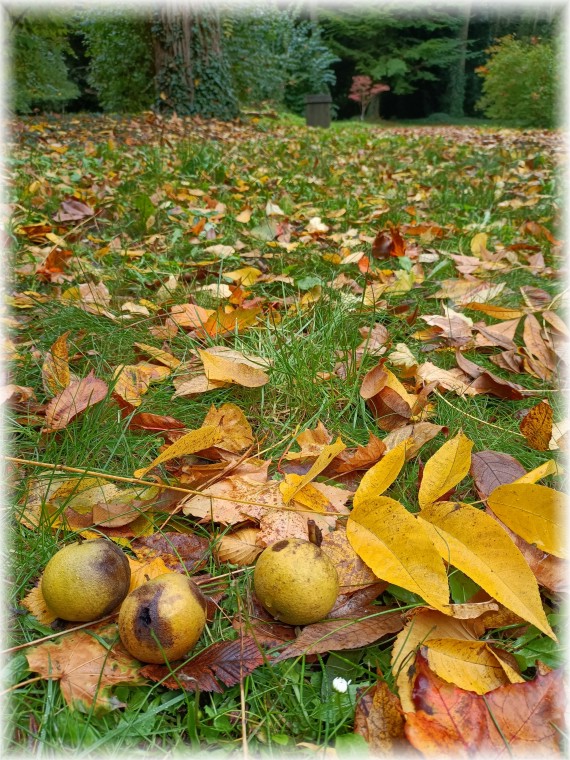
left=424, top=639, right=524, bottom=695
left=487, top=484, right=565, bottom=558
left=353, top=439, right=409, bottom=508
left=279, top=437, right=346, bottom=504
left=418, top=501, right=555, bottom=639
left=512, top=460, right=563, bottom=484
left=418, top=431, right=472, bottom=509
left=347, top=497, right=449, bottom=611
left=198, top=347, right=270, bottom=388
left=134, top=425, right=221, bottom=478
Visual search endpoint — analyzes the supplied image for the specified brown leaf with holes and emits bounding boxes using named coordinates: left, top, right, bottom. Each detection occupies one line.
left=44, top=371, right=108, bottom=431
left=354, top=680, right=408, bottom=756
left=26, top=628, right=143, bottom=711
left=404, top=652, right=564, bottom=757
left=470, top=451, right=526, bottom=500
left=520, top=401, right=553, bottom=451
left=141, top=636, right=264, bottom=692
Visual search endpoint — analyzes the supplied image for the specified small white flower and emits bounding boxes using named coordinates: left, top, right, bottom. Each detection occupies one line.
left=332, top=677, right=351, bottom=693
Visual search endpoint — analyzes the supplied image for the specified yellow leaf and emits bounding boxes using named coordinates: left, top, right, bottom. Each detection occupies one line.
left=279, top=437, right=346, bottom=504
left=235, top=208, right=252, bottom=224
left=21, top=584, right=58, bottom=625
left=487, top=483, right=565, bottom=558
left=391, top=609, right=480, bottom=712
left=113, top=363, right=170, bottom=406
left=223, top=266, right=262, bottom=286
left=133, top=342, right=181, bottom=369
left=42, top=332, right=71, bottom=395
left=424, top=639, right=524, bottom=693
left=513, top=460, right=563, bottom=484
left=418, top=501, right=555, bottom=639
left=347, top=497, right=449, bottom=611
left=291, top=482, right=330, bottom=513
left=353, top=440, right=409, bottom=508
left=470, top=232, right=488, bottom=256
left=127, top=556, right=174, bottom=592
left=418, top=431, right=473, bottom=509
left=134, top=425, right=221, bottom=478
left=198, top=347, right=270, bottom=388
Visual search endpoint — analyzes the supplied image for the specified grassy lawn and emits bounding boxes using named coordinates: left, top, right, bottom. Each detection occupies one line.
left=4, top=112, right=565, bottom=756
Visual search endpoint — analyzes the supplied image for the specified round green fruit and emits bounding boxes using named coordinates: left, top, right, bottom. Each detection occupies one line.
left=254, top=538, right=339, bottom=625
left=41, top=539, right=131, bottom=622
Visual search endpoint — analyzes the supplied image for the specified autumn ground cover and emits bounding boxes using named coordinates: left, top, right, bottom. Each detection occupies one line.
left=4, top=111, right=566, bottom=756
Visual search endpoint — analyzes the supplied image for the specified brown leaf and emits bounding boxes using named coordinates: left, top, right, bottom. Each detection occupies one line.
left=131, top=532, right=210, bottom=574
left=520, top=401, right=553, bottom=451
left=522, top=314, right=556, bottom=380
left=128, top=412, right=187, bottom=435
left=415, top=362, right=477, bottom=396
left=354, top=680, right=408, bottom=756
left=323, top=433, right=386, bottom=476
left=454, top=351, right=524, bottom=399
left=372, top=226, right=405, bottom=258
left=321, top=529, right=380, bottom=593
left=53, top=198, right=95, bottom=222
left=368, top=387, right=412, bottom=431
left=284, top=421, right=332, bottom=461
left=26, top=628, right=143, bottom=711
left=232, top=597, right=296, bottom=648
left=202, top=403, right=255, bottom=454
left=44, top=371, right=108, bottom=431
left=404, top=653, right=564, bottom=757
left=216, top=527, right=263, bottom=566
left=275, top=609, right=403, bottom=660
left=470, top=451, right=526, bottom=500
left=141, top=636, right=264, bottom=692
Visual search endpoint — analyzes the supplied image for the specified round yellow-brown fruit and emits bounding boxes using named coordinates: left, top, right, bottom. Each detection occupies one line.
left=41, top=539, right=131, bottom=622
left=118, top=573, right=207, bottom=663
left=254, top=538, right=339, bottom=625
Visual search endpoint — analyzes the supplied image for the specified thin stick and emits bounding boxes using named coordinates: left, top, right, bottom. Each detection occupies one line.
left=1, top=613, right=117, bottom=655
left=4, top=456, right=331, bottom=516
left=0, top=675, right=44, bottom=696
left=433, top=391, right=524, bottom=437
left=236, top=592, right=249, bottom=760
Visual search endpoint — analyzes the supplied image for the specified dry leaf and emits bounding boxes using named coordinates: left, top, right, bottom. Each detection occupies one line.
left=44, top=371, right=108, bottom=431
left=354, top=680, right=407, bottom=755
left=279, top=437, right=346, bottom=503
left=470, top=450, right=526, bottom=500
left=133, top=342, right=181, bottom=369
left=202, top=403, right=254, bottom=453
left=321, top=529, right=380, bottom=593
left=21, top=584, right=58, bottom=625
left=383, top=422, right=444, bottom=458
left=42, top=331, right=71, bottom=395
left=26, top=628, right=142, bottom=711
left=113, top=363, right=170, bottom=406
left=199, top=347, right=270, bottom=388
left=217, top=528, right=263, bottom=566
left=520, top=401, right=553, bottom=451
left=134, top=425, right=222, bottom=478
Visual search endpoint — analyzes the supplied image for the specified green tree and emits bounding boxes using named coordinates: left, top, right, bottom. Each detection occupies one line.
left=8, top=11, right=79, bottom=113
left=476, top=35, right=559, bottom=127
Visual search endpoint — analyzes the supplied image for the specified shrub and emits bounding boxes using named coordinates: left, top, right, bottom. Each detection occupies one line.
left=9, top=13, right=79, bottom=113
left=81, top=11, right=154, bottom=113
left=475, top=35, right=559, bottom=128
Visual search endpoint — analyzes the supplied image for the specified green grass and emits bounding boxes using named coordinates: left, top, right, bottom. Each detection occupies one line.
left=5, top=111, right=565, bottom=756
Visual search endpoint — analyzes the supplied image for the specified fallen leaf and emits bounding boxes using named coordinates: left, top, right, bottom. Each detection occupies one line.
left=128, top=412, right=187, bottom=435
left=454, top=351, right=525, bottom=399
left=26, top=628, right=142, bottom=711
left=418, top=501, right=555, bottom=639
left=275, top=609, right=403, bottom=659
left=415, top=362, right=477, bottom=396
left=170, top=303, right=215, bottom=329
left=279, top=437, right=346, bottom=503
left=134, top=425, right=222, bottom=478
left=323, top=433, right=386, bottom=476
left=141, top=636, right=264, bottom=692
left=202, top=403, right=255, bottom=453
left=470, top=450, right=526, bottom=500
left=354, top=680, right=407, bottom=755
left=347, top=496, right=449, bottom=611
left=42, top=332, right=71, bottom=395
left=127, top=555, right=174, bottom=592
left=487, top=483, right=565, bottom=558
left=21, top=585, right=58, bottom=625
left=404, top=653, right=564, bottom=757
left=383, top=422, right=445, bottom=458
left=216, top=528, right=263, bottom=566
left=520, top=401, right=553, bottom=451
left=513, top=459, right=562, bottom=484
left=418, top=431, right=473, bottom=509
left=131, top=532, right=210, bottom=574
left=44, top=371, right=108, bottom=431
left=353, top=439, right=409, bottom=507
left=522, top=314, right=556, bottom=380
left=199, top=347, right=270, bottom=388
left=284, top=421, right=332, bottom=461
left=321, top=529, right=380, bottom=593
left=133, top=342, right=181, bottom=369
left=53, top=198, right=95, bottom=222
left=113, top=363, right=170, bottom=406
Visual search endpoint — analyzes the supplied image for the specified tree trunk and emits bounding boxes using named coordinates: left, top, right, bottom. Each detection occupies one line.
left=448, top=3, right=471, bottom=118
left=152, top=1, right=238, bottom=119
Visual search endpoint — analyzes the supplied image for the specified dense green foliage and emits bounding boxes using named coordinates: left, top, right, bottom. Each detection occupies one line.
left=476, top=35, right=559, bottom=128
left=80, top=12, right=154, bottom=113
left=224, top=9, right=337, bottom=113
left=9, top=13, right=79, bottom=113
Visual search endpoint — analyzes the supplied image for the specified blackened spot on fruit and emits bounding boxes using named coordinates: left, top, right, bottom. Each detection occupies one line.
left=272, top=540, right=289, bottom=552
left=132, top=586, right=174, bottom=648
left=140, top=606, right=152, bottom=626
